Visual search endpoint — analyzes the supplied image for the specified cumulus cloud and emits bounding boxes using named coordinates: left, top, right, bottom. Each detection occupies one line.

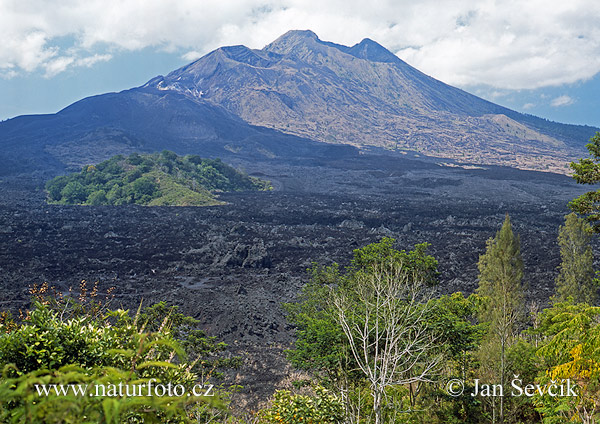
left=2, top=0, right=600, bottom=90
left=551, top=95, right=575, bottom=107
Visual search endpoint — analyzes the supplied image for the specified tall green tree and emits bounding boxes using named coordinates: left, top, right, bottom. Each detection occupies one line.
left=555, top=212, right=597, bottom=304
left=476, top=214, right=525, bottom=424
left=569, top=131, right=600, bottom=232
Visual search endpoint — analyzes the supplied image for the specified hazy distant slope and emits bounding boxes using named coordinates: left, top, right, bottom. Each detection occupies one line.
left=152, top=30, right=597, bottom=172
left=0, top=86, right=357, bottom=176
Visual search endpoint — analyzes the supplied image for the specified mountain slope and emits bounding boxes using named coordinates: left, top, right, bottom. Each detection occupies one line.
left=1, top=30, right=597, bottom=177
left=150, top=30, right=597, bottom=172
left=0, top=86, right=357, bottom=176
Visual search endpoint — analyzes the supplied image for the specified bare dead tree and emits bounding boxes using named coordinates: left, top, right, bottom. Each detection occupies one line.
left=331, top=261, right=440, bottom=424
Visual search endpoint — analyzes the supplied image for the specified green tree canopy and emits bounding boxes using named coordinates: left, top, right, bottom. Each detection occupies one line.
left=45, top=151, right=272, bottom=206
left=476, top=213, right=525, bottom=424
left=569, top=132, right=600, bottom=231
left=285, top=238, right=456, bottom=423
left=555, top=212, right=597, bottom=304
left=0, top=287, right=237, bottom=423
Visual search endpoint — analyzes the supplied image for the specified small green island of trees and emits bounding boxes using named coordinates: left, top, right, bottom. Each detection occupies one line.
left=45, top=151, right=272, bottom=206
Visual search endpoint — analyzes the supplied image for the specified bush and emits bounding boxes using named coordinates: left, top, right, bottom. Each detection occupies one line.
left=0, top=286, right=233, bottom=423
left=257, top=386, right=344, bottom=424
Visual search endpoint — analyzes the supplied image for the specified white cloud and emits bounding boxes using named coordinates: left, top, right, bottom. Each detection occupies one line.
left=44, top=56, right=75, bottom=77
left=42, top=54, right=112, bottom=77
left=522, top=103, right=535, bottom=110
left=551, top=95, right=575, bottom=107
left=1, top=0, right=600, bottom=90
left=76, top=54, right=113, bottom=68
left=181, top=51, right=203, bottom=62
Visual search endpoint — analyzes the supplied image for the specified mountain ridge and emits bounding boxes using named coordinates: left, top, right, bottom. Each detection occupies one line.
left=0, top=30, right=597, bottom=176
left=151, top=29, right=597, bottom=173
left=0, top=86, right=357, bottom=177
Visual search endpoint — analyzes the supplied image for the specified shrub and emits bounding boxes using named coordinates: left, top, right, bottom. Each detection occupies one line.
left=0, top=286, right=233, bottom=423
left=257, top=386, right=345, bottom=424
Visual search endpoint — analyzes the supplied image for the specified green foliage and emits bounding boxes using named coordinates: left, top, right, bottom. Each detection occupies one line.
left=569, top=132, right=600, bottom=231
left=0, top=364, right=209, bottom=424
left=60, top=181, right=88, bottom=204
left=477, top=214, right=525, bottom=324
left=283, top=264, right=348, bottom=378
left=426, top=292, right=485, bottom=361
left=45, top=151, right=272, bottom=206
left=534, top=300, right=600, bottom=423
left=257, top=386, right=345, bottom=424
left=0, top=291, right=235, bottom=423
left=0, top=303, right=129, bottom=375
left=554, top=213, right=597, bottom=304
left=476, top=214, right=526, bottom=423
left=285, top=239, right=449, bottom=423
left=86, top=189, right=107, bottom=205
left=284, top=239, right=439, bottom=378
left=350, top=237, right=439, bottom=285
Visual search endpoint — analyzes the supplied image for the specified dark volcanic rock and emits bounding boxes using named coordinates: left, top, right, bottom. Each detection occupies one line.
left=0, top=153, right=592, bottom=407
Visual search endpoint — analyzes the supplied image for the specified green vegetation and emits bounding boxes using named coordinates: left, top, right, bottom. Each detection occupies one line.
left=555, top=213, right=597, bottom=304
left=45, top=151, right=271, bottom=206
left=569, top=132, right=600, bottom=231
left=534, top=300, right=600, bottom=423
left=280, top=217, right=600, bottom=423
left=257, top=386, right=345, bottom=423
left=0, top=283, right=238, bottom=423
left=476, top=214, right=525, bottom=423
left=6, top=140, right=600, bottom=422
left=2, top=219, right=600, bottom=423
left=284, top=239, right=485, bottom=423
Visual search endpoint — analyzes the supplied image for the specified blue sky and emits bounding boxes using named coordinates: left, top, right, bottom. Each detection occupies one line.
left=2, top=0, right=600, bottom=128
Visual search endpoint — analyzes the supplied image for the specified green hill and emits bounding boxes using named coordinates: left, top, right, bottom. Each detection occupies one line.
left=45, top=151, right=271, bottom=206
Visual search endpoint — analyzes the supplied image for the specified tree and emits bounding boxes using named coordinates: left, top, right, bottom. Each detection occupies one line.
left=331, top=260, right=440, bottom=424
left=0, top=286, right=234, bottom=423
left=476, top=214, right=525, bottom=424
left=284, top=238, right=441, bottom=424
left=59, top=181, right=88, bottom=204
left=555, top=213, right=597, bottom=304
left=86, top=189, right=108, bottom=205
left=569, top=132, right=600, bottom=232
left=0, top=302, right=212, bottom=423
left=534, top=300, right=600, bottom=424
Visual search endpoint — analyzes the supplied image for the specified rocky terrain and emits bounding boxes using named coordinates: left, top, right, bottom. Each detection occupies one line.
left=1, top=30, right=598, bottom=409
left=153, top=30, right=598, bottom=173
left=0, top=152, right=592, bottom=407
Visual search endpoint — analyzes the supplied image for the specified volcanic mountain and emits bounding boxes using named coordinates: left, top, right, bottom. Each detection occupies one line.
left=0, top=30, right=597, bottom=176
left=148, top=30, right=597, bottom=173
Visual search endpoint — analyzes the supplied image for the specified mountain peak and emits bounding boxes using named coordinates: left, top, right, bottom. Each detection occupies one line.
left=140, top=30, right=595, bottom=174
left=347, top=38, right=400, bottom=63
left=276, top=29, right=319, bottom=41
left=263, top=29, right=320, bottom=54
